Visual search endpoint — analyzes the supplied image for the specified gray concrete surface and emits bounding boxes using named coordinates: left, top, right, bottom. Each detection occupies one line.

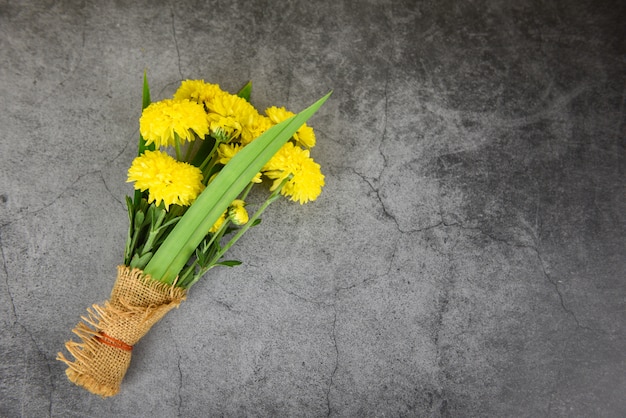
left=1, top=0, right=624, bottom=416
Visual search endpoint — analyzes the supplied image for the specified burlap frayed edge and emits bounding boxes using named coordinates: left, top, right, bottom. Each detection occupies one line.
left=57, top=266, right=187, bottom=398
left=112, top=265, right=188, bottom=303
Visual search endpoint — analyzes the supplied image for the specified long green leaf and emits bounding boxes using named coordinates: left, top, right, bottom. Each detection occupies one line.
left=133, top=72, right=154, bottom=206
left=144, top=91, right=332, bottom=283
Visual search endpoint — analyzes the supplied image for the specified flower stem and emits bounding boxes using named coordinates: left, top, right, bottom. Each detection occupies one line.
left=174, top=134, right=183, bottom=161
left=184, top=137, right=196, bottom=162
left=239, top=181, right=255, bottom=202
left=198, top=139, right=218, bottom=170
left=212, top=178, right=287, bottom=264
left=182, top=178, right=288, bottom=289
left=178, top=216, right=230, bottom=288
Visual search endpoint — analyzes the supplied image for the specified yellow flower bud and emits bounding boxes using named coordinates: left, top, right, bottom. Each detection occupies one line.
left=228, top=200, right=249, bottom=225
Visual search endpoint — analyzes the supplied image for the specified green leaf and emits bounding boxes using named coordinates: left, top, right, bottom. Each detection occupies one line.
left=126, top=196, right=134, bottom=222
left=190, top=136, right=216, bottom=167
left=158, top=216, right=182, bottom=231
left=133, top=72, right=155, bottom=206
left=133, top=211, right=145, bottom=231
left=124, top=196, right=136, bottom=264
left=150, top=206, right=167, bottom=229
left=178, top=265, right=196, bottom=284
left=216, top=260, right=242, bottom=267
left=237, top=81, right=252, bottom=102
left=144, top=91, right=332, bottom=284
left=130, top=251, right=153, bottom=269
left=137, top=71, right=153, bottom=155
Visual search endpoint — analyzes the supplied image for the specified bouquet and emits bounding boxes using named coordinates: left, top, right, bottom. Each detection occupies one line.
left=57, top=74, right=331, bottom=397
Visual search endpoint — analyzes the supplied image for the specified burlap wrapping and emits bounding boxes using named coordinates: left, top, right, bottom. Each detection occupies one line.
left=57, top=265, right=187, bottom=397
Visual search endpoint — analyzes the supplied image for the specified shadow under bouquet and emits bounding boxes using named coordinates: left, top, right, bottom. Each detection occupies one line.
left=57, top=75, right=331, bottom=397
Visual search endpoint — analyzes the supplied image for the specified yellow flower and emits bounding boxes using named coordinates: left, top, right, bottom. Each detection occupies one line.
left=228, top=200, right=249, bottom=225
left=216, top=143, right=243, bottom=164
left=251, top=172, right=263, bottom=183
left=265, top=106, right=316, bottom=148
left=174, top=80, right=226, bottom=106
left=207, top=113, right=242, bottom=141
left=263, top=142, right=325, bottom=204
left=139, top=99, right=209, bottom=148
left=247, top=114, right=273, bottom=144
left=209, top=212, right=226, bottom=233
left=217, top=143, right=262, bottom=183
left=127, top=150, right=205, bottom=210
left=206, top=93, right=260, bottom=143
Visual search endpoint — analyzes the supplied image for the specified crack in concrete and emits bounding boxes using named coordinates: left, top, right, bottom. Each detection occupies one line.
left=177, top=355, right=183, bottom=416
left=99, top=172, right=125, bottom=209
left=617, top=79, right=626, bottom=137
left=326, top=305, right=338, bottom=418
left=2, top=95, right=139, bottom=228
left=4, top=130, right=135, bottom=227
left=3, top=167, right=112, bottom=229
left=349, top=167, right=403, bottom=234
left=467, top=226, right=593, bottom=331
left=340, top=163, right=591, bottom=340
left=349, top=167, right=455, bottom=236
left=264, top=275, right=340, bottom=416
left=1, top=229, right=55, bottom=415
left=266, top=274, right=325, bottom=306
left=447, top=221, right=593, bottom=331
left=34, top=27, right=87, bottom=108
left=428, top=217, right=594, bottom=415
left=170, top=325, right=184, bottom=417
left=1, top=185, right=72, bottom=229
left=212, top=297, right=239, bottom=313
left=170, top=4, right=184, bottom=80
left=431, top=232, right=457, bottom=410
left=0, top=173, right=129, bottom=417
left=0, top=228, right=18, bottom=325
left=343, top=35, right=397, bottom=236
left=378, top=56, right=390, bottom=177
left=532, top=247, right=592, bottom=331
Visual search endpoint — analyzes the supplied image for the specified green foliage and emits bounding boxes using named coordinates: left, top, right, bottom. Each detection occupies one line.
left=237, top=81, right=253, bottom=102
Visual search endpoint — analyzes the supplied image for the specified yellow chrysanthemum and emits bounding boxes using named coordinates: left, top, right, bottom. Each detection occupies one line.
left=139, top=99, right=209, bottom=148
left=228, top=200, right=249, bottom=225
left=127, top=150, right=205, bottom=210
left=265, top=106, right=316, bottom=148
left=206, top=113, right=242, bottom=141
left=262, top=142, right=325, bottom=204
left=173, top=80, right=226, bottom=106
left=209, top=212, right=226, bottom=234
left=206, top=93, right=260, bottom=143
left=216, top=143, right=243, bottom=164
left=246, top=114, right=273, bottom=145
left=251, top=172, right=263, bottom=183
left=217, top=143, right=262, bottom=183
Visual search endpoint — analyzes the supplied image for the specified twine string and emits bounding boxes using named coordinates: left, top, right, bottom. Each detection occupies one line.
left=95, top=332, right=133, bottom=352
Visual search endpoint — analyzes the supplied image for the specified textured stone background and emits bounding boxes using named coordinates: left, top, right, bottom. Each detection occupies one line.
left=1, top=0, right=624, bottom=416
